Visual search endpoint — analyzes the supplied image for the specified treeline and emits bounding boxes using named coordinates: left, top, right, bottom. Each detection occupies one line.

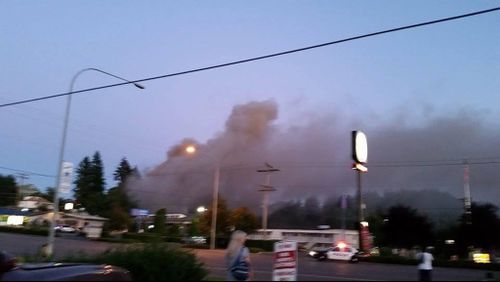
left=72, top=151, right=140, bottom=231
left=268, top=192, right=500, bottom=256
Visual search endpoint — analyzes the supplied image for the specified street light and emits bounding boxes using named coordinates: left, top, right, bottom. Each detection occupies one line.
left=196, top=206, right=207, bottom=213
left=185, top=145, right=220, bottom=250
left=46, top=68, right=144, bottom=258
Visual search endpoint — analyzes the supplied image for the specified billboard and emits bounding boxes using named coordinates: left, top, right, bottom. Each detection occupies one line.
left=58, top=162, right=73, bottom=193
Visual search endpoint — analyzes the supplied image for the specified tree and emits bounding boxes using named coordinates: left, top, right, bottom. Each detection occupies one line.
left=457, top=203, right=500, bottom=253
left=365, top=208, right=387, bottom=246
left=90, top=151, right=106, bottom=193
left=229, top=207, right=259, bottom=234
left=199, top=198, right=231, bottom=237
left=303, top=196, right=322, bottom=228
left=380, top=205, right=434, bottom=248
left=322, top=195, right=357, bottom=230
left=104, top=186, right=136, bottom=231
left=268, top=201, right=303, bottom=229
left=109, top=158, right=137, bottom=211
left=0, top=174, right=17, bottom=206
left=106, top=205, right=132, bottom=231
left=188, top=220, right=200, bottom=236
left=103, top=158, right=138, bottom=231
left=153, top=208, right=166, bottom=234
left=35, top=187, right=55, bottom=202
left=113, top=158, right=133, bottom=186
left=73, top=152, right=106, bottom=216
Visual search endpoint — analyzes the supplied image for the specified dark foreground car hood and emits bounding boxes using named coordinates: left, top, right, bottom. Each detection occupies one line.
left=1, top=263, right=131, bottom=281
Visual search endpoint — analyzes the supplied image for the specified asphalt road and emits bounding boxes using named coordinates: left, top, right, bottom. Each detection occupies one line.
left=2, top=233, right=499, bottom=281
left=0, top=232, right=118, bottom=259
left=193, top=249, right=500, bottom=281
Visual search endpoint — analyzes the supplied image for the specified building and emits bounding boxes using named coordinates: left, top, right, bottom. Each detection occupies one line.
left=17, top=196, right=53, bottom=210
left=0, top=208, right=31, bottom=226
left=58, top=212, right=108, bottom=238
left=17, top=184, right=39, bottom=199
left=248, top=228, right=360, bottom=250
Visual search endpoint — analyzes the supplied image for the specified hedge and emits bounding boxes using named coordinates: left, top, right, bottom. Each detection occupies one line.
left=246, top=240, right=279, bottom=252
left=61, top=243, right=208, bottom=281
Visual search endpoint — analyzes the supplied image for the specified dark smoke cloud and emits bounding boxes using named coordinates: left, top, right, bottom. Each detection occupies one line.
left=127, top=101, right=500, bottom=214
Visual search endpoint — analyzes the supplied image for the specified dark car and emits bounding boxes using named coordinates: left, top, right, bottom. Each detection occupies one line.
left=0, top=251, right=131, bottom=281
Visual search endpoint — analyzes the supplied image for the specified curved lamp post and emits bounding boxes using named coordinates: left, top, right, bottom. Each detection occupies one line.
left=46, top=68, right=144, bottom=257
left=185, top=145, right=220, bottom=250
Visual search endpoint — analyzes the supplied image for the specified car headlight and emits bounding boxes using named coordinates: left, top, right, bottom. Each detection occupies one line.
left=309, top=251, right=317, bottom=256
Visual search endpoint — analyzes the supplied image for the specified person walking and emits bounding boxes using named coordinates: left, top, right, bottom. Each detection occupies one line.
left=417, top=246, right=434, bottom=281
left=225, top=230, right=252, bottom=281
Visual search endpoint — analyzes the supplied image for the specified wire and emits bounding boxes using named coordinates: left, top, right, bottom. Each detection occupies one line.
left=0, top=166, right=55, bottom=178
left=2, top=157, right=500, bottom=183
left=1, top=7, right=499, bottom=108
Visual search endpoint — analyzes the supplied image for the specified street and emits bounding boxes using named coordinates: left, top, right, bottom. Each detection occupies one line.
left=1, top=233, right=499, bottom=281
left=194, top=249, right=499, bottom=281
left=0, top=232, right=118, bottom=260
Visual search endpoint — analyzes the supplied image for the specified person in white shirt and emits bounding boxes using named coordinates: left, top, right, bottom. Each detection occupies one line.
left=417, top=246, right=434, bottom=281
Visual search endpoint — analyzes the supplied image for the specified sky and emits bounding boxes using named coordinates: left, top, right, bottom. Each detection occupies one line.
left=1, top=1, right=499, bottom=212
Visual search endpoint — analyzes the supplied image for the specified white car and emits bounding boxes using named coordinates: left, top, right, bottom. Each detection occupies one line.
left=55, top=225, right=76, bottom=233
left=309, top=244, right=359, bottom=263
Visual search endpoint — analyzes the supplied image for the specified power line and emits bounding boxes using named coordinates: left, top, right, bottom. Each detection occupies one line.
left=2, top=158, right=500, bottom=182
left=0, top=166, right=55, bottom=178
left=1, top=7, right=499, bottom=108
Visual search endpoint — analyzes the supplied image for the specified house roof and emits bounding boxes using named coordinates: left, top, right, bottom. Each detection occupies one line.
left=21, top=196, right=52, bottom=204
left=61, top=212, right=108, bottom=221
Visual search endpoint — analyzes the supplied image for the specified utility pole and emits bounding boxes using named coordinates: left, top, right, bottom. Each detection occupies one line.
left=15, top=173, right=29, bottom=202
left=340, top=194, right=348, bottom=242
left=15, top=172, right=29, bottom=186
left=463, top=159, right=472, bottom=225
left=257, top=162, right=279, bottom=240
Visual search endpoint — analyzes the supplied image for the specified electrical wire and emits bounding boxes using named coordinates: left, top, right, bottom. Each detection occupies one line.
left=0, top=166, right=55, bottom=178
left=1, top=7, right=499, bottom=108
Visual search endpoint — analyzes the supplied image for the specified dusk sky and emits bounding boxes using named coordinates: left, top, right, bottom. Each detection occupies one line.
left=1, top=1, right=499, bottom=209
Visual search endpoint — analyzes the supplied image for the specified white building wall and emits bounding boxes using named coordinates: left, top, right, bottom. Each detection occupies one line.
left=248, top=229, right=359, bottom=249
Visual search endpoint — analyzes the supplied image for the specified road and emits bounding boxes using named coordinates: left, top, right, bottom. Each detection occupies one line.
left=193, top=249, right=499, bottom=281
left=0, top=232, right=119, bottom=259
left=1, top=233, right=499, bottom=281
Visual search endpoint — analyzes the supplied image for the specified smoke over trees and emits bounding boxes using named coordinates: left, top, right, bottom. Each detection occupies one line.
left=126, top=100, right=500, bottom=217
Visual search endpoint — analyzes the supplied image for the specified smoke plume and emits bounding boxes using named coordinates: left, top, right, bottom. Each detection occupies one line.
left=127, top=100, right=500, bottom=215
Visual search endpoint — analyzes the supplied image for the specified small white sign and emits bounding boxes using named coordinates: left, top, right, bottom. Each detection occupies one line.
left=59, top=162, right=73, bottom=193
left=273, top=241, right=298, bottom=281
left=64, top=203, right=74, bottom=210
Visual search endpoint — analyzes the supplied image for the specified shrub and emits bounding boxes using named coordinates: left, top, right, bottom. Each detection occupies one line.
left=62, top=244, right=208, bottom=281
left=246, top=240, right=279, bottom=252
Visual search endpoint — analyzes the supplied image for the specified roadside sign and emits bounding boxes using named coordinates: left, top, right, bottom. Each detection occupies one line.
left=273, top=241, right=297, bottom=281
left=58, top=162, right=73, bottom=193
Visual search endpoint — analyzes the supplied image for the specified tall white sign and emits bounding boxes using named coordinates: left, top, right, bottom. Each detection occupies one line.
left=59, top=162, right=73, bottom=193
left=273, top=241, right=298, bottom=281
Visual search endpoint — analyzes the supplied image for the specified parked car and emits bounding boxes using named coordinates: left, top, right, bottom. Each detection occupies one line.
left=0, top=251, right=131, bottom=281
left=309, top=243, right=360, bottom=263
left=54, top=225, right=76, bottom=233
left=182, top=236, right=207, bottom=245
